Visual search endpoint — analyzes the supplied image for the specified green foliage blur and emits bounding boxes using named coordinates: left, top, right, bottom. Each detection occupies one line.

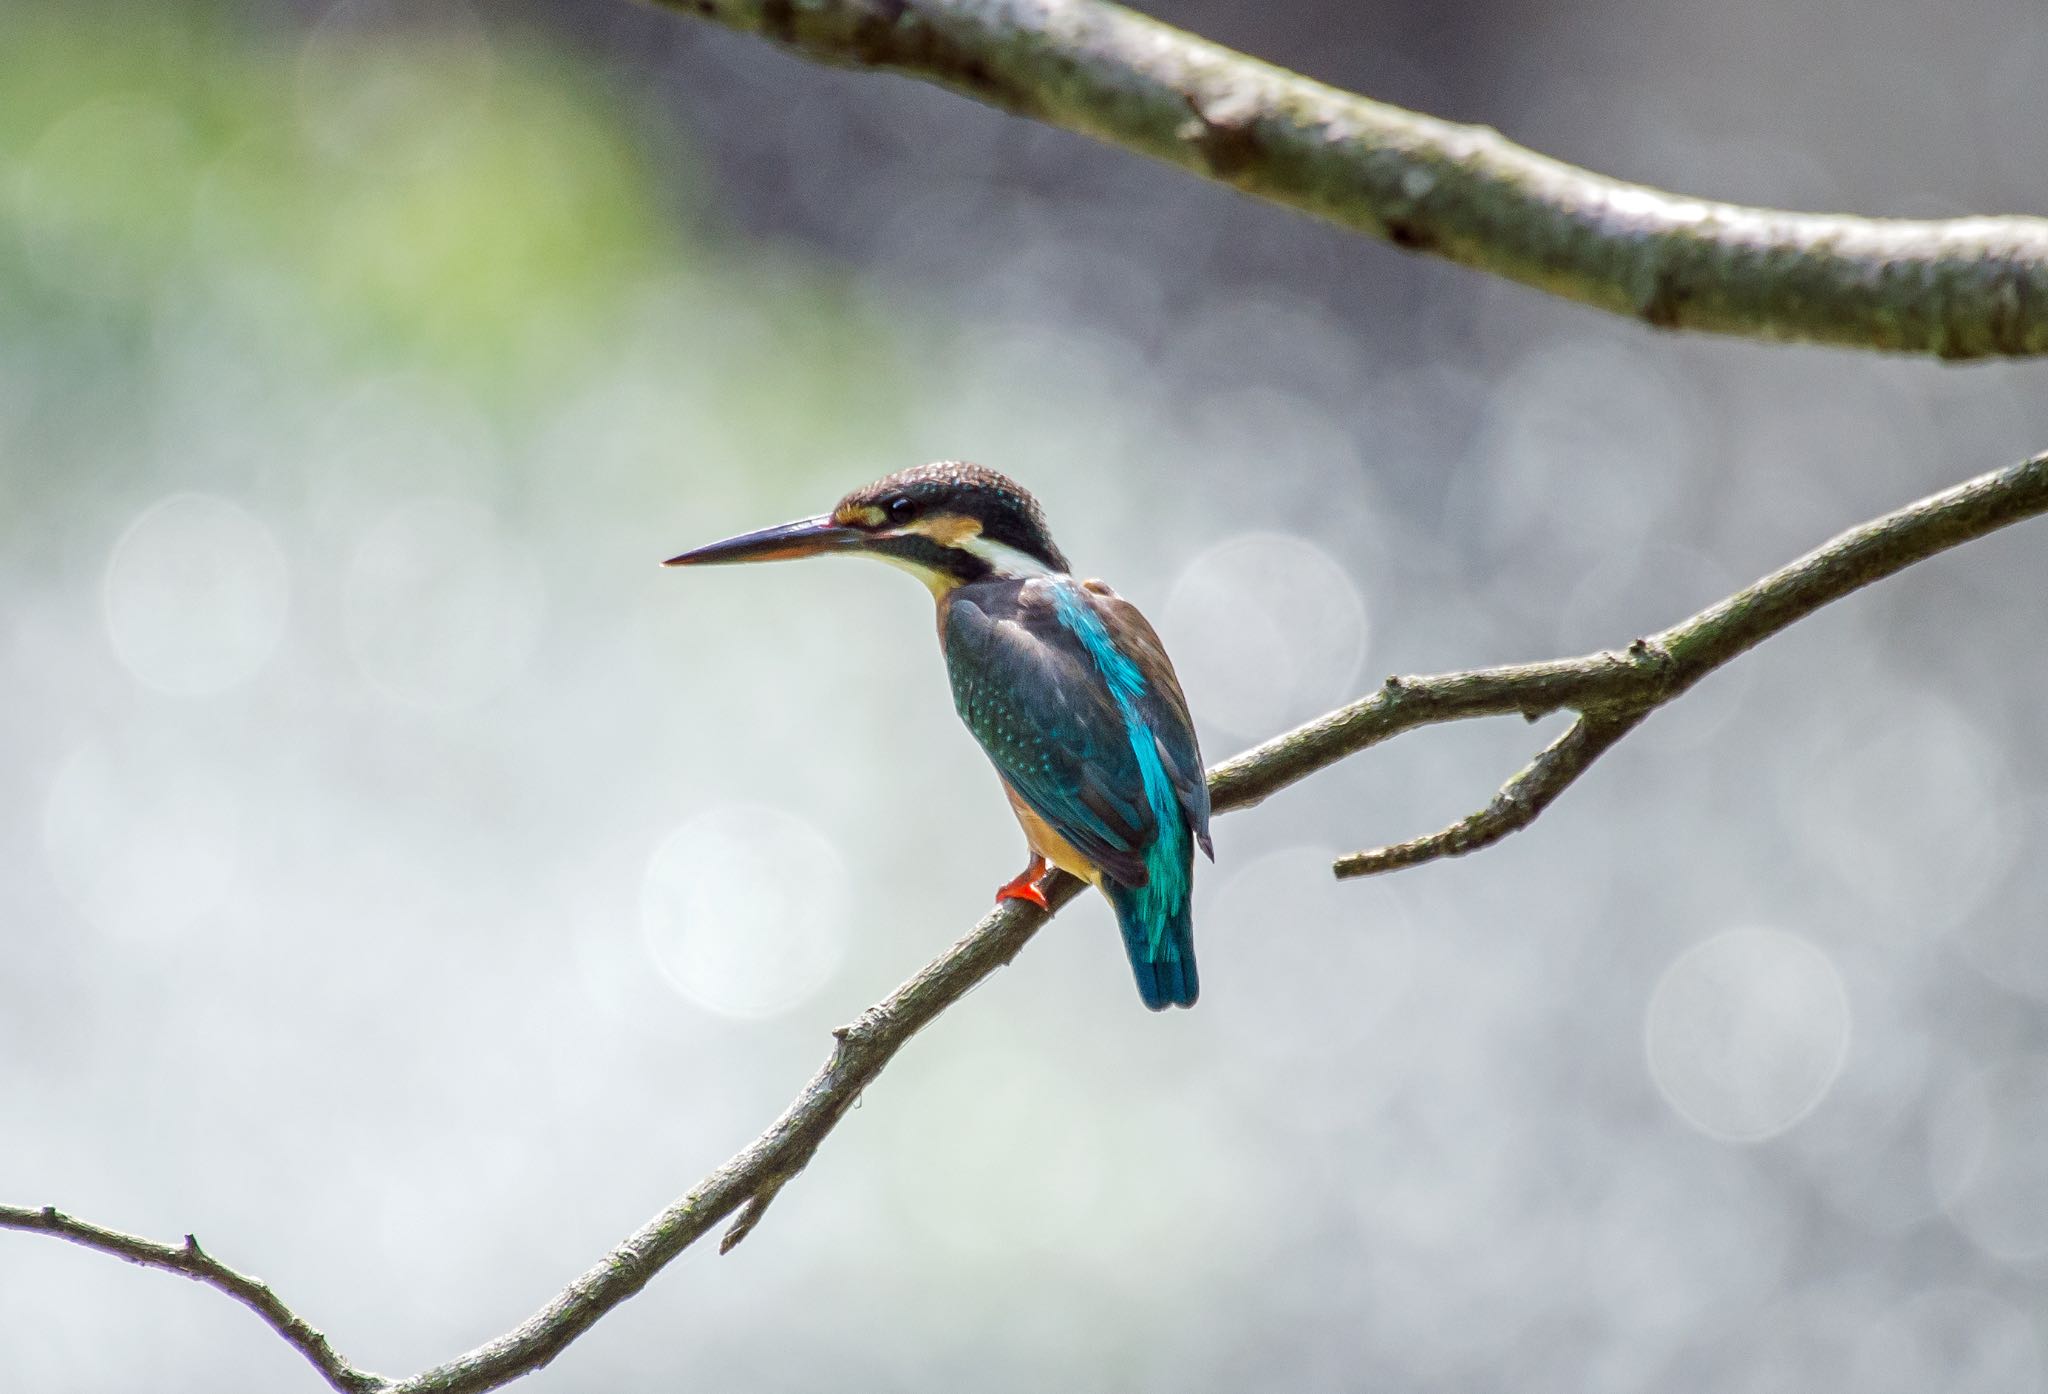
left=0, top=0, right=914, bottom=540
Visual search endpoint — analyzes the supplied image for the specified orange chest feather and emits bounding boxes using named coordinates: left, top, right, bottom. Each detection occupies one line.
left=1000, top=780, right=1103, bottom=886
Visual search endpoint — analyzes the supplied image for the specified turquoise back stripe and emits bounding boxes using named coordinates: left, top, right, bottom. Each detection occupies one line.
left=1051, top=583, right=1189, bottom=962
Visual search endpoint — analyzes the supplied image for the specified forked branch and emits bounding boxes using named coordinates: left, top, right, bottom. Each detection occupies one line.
left=1333, top=711, right=1645, bottom=877
left=4, top=450, right=2046, bottom=1392
left=1209, top=450, right=2048, bottom=876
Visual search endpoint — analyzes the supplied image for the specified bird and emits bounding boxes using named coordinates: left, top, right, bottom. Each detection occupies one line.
left=664, top=462, right=1213, bottom=1010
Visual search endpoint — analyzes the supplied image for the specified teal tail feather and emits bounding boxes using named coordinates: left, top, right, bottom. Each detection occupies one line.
left=1106, top=881, right=1198, bottom=1011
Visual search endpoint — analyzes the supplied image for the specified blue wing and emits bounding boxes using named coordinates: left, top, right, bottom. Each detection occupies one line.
left=1078, top=582, right=1212, bottom=860
left=945, top=576, right=1209, bottom=1010
left=943, top=579, right=1157, bottom=888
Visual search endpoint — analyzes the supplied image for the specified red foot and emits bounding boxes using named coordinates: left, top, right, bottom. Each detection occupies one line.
left=995, top=856, right=1050, bottom=909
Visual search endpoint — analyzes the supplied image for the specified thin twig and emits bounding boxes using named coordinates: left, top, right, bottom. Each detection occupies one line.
left=1332, top=711, right=1643, bottom=877
left=0, top=1205, right=382, bottom=1394
left=1324, top=451, right=2048, bottom=875
left=644, top=0, right=2048, bottom=359
left=1216, top=452, right=2048, bottom=819
left=4, top=451, right=2046, bottom=1393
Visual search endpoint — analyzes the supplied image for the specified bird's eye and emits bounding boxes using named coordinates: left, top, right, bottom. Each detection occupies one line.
left=886, top=496, right=920, bottom=525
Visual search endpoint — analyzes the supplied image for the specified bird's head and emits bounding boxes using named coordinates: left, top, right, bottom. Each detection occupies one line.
left=664, top=461, right=1070, bottom=594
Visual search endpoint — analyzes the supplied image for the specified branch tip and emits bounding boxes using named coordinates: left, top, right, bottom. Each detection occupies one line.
left=719, top=1177, right=789, bottom=1255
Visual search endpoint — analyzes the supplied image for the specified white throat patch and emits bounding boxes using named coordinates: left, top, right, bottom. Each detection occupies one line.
left=956, top=532, right=1058, bottom=578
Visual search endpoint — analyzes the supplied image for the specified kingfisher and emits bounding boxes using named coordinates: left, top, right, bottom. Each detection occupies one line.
left=664, top=462, right=1213, bottom=1010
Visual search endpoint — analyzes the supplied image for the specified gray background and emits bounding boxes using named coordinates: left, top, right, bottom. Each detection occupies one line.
left=4, top=0, right=2048, bottom=1388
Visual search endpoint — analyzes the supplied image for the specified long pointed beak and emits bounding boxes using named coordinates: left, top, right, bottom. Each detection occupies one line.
left=662, top=515, right=866, bottom=568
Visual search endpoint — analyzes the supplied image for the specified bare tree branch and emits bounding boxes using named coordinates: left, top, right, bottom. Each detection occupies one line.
left=638, top=0, right=2048, bottom=360
left=0, top=1205, right=379, bottom=1394
left=1288, top=451, right=2048, bottom=876
left=5, top=450, right=2046, bottom=1391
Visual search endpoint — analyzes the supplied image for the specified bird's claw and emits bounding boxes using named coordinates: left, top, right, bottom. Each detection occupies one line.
left=996, top=880, right=1050, bottom=910
left=995, top=858, right=1050, bottom=909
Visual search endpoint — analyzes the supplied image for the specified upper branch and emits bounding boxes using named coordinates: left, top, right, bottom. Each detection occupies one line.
left=643, top=0, right=2048, bottom=359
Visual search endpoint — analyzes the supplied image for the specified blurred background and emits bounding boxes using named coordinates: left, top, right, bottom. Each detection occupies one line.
left=3, top=0, right=2047, bottom=1388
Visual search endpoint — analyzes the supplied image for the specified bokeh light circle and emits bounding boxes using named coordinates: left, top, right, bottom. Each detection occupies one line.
left=1852, top=1289, right=2043, bottom=1394
left=103, top=493, right=290, bottom=696
left=1455, top=335, right=1699, bottom=568
left=1585, top=1142, right=1793, bottom=1342
left=297, top=0, right=496, bottom=170
left=1954, top=796, right=2048, bottom=1002
left=15, top=95, right=195, bottom=292
left=343, top=498, right=545, bottom=709
left=1782, top=694, right=2017, bottom=935
left=43, top=740, right=241, bottom=943
left=1930, top=1055, right=2048, bottom=1263
left=1645, top=926, right=1851, bottom=1142
left=1208, top=845, right=1415, bottom=1060
left=640, top=805, right=849, bottom=1020
left=886, top=1050, right=1109, bottom=1260
left=1164, top=531, right=1367, bottom=740
left=1787, top=1025, right=1954, bottom=1236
